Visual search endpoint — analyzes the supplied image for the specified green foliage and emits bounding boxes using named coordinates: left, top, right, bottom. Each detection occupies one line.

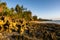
left=33, top=15, right=37, bottom=21
left=15, top=4, right=21, bottom=13
left=0, top=2, right=34, bottom=21
left=23, top=11, right=32, bottom=21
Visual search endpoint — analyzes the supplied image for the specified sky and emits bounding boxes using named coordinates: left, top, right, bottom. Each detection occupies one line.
left=1, top=0, right=60, bottom=20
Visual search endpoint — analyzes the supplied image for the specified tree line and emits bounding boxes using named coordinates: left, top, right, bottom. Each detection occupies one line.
left=0, top=2, right=41, bottom=21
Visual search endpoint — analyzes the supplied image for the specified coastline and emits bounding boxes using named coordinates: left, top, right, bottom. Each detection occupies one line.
left=23, top=22, right=60, bottom=40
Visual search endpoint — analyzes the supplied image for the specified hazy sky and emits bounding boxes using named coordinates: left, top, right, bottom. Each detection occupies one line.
left=1, top=0, right=60, bottom=20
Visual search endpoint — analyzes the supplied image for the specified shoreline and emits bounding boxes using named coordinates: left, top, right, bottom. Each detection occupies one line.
left=24, top=22, right=60, bottom=40
left=30, top=21, right=60, bottom=24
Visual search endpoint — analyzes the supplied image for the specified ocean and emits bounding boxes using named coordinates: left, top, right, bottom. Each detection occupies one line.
left=39, top=20, right=60, bottom=24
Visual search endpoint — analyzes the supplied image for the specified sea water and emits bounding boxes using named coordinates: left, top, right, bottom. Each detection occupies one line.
left=40, top=20, right=60, bottom=24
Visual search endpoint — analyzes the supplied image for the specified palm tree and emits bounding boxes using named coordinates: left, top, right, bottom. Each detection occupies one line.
left=9, top=8, right=15, bottom=17
left=15, top=4, right=21, bottom=13
left=11, top=8, right=14, bottom=13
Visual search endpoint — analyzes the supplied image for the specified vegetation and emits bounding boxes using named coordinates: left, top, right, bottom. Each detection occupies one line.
left=0, top=2, right=59, bottom=40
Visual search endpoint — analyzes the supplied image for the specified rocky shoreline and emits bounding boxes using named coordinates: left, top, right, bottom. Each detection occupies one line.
left=23, top=23, right=60, bottom=40
left=0, top=21, right=60, bottom=40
